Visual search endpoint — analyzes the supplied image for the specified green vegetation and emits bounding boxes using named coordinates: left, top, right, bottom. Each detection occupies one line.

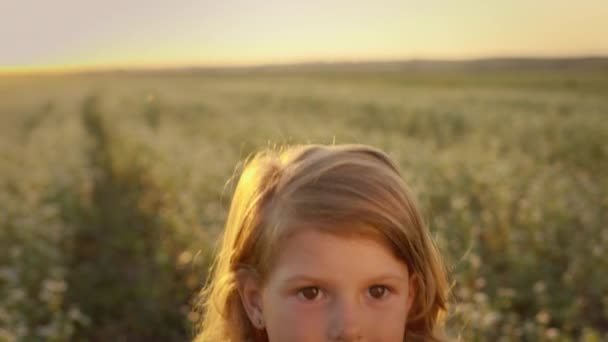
left=1, top=60, right=607, bottom=341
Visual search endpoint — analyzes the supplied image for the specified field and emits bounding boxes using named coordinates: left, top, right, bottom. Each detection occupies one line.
left=1, top=59, right=607, bottom=341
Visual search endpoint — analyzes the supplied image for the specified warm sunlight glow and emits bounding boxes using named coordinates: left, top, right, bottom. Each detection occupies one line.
left=1, top=0, right=607, bottom=73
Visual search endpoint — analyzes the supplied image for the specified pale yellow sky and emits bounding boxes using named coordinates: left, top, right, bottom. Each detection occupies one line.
left=1, top=0, right=607, bottom=72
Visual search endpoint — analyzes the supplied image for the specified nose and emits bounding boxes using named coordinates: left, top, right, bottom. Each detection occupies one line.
left=327, top=296, right=363, bottom=341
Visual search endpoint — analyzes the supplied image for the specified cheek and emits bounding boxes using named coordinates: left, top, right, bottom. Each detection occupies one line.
left=262, top=293, right=327, bottom=341
left=368, top=306, right=408, bottom=340
left=354, top=295, right=409, bottom=341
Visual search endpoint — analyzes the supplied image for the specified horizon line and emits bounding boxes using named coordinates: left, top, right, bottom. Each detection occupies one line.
left=2, top=54, right=608, bottom=76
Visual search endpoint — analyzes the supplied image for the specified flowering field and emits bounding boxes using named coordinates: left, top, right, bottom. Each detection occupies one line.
left=1, top=61, right=607, bottom=341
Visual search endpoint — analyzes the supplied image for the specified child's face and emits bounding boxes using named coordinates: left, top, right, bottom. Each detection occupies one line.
left=241, top=229, right=416, bottom=342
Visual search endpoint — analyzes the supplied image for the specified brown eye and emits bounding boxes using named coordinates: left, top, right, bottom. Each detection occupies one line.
left=298, top=287, right=320, bottom=301
left=369, top=285, right=388, bottom=299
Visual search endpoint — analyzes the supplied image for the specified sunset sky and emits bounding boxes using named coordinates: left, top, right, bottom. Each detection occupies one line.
left=2, top=0, right=607, bottom=72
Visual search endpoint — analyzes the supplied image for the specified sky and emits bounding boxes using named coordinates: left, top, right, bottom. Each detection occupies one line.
left=1, top=0, right=607, bottom=72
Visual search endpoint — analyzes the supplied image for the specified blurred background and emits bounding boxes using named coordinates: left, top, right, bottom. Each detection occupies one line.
left=1, top=1, right=607, bottom=341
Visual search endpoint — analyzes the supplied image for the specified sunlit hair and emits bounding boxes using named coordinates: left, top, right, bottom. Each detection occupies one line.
left=193, top=143, right=450, bottom=342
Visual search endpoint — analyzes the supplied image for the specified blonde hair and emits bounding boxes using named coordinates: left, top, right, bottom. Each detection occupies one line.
left=193, top=143, right=450, bottom=342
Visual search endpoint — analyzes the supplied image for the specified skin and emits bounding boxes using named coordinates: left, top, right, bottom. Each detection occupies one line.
left=238, top=229, right=417, bottom=342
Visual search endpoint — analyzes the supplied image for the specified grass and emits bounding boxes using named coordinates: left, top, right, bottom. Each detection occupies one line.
left=1, top=59, right=607, bottom=341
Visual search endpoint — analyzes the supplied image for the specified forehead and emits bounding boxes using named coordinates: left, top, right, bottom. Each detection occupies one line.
left=276, top=219, right=401, bottom=256
left=267, top=229, right=409, bottom=284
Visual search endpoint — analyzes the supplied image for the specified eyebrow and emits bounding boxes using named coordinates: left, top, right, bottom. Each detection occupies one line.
left=283, top=273, right=407, bottom=284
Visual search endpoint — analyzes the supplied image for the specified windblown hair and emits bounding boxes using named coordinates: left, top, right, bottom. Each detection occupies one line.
left=193, top=143, right=450, bottom=342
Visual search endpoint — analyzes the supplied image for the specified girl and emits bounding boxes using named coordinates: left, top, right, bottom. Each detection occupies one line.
left=193, top=144, right=450, bottom=342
